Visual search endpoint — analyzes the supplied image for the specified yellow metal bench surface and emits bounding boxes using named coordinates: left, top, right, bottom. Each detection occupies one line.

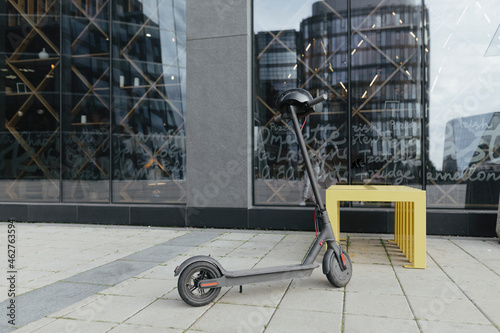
left=326, top=185, right=426, bottom=269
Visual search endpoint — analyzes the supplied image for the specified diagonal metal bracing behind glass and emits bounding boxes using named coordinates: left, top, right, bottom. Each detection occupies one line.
left=0, top=0, right=187, bottom=204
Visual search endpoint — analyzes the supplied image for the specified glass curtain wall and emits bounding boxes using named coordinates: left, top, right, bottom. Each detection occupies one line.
left=1, top=0, right=62, bottom=202
left=0, top=0, right=186, bottom=204
left=425, top=0, right=500, bottom=209
left=254, top=0, right=348, bottom=206
left=254, top=0, right=426, bottom=206
left=254, top=0, right=500, bottom=211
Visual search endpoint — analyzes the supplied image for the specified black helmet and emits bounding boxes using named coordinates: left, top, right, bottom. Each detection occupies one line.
left=275, top=88, right=314, bottom=113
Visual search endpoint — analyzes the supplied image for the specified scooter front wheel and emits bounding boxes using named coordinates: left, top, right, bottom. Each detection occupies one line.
left=326, top=250, right=352, bottom=287
left=178, top=261, right=221, bottom=306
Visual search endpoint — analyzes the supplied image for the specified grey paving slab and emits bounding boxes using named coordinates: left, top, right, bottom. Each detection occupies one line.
left=190, top=302, right=274, bottom=333
left=119, top=245, right=195, bottom=263
left=160, top=231, right=223, bottom=246
left=279, top=286, right=344, bottom=313
left=408, top=295, right=491, bottom=325
left=1, top=229, right=220, bottom=331
left=219, top=281, right=289, bottom=307
left=24, top=318, right=116, bottom=333
left=109, top=323, right=183, bottom=332
left=265, top=308, right=342, bottom=333
left=0, top=281, right=106, bottom=331
left=63, top=294, right=155, bottom=323
left=63, top=259, right=159, bottom=286
left=4, top=224, right=500, bottom=333
left=418, top=320, right=499, bottom=333
left=123, top=298, right=208, bottom=329
left=344, top=314, right=420, bottom=333
left=344, top=293, right=414, bottom=319
left=101, top=277, right=177, bottom=299
left=399, top=278, right=464, bottom=298
left=345, top=274, right=403, bottom=295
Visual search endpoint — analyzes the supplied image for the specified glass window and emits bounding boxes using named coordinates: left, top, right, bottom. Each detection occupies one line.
left=111, top=0, right=186, bottom=204
left=0, top=0, right=186, bottom=204
left=254, top=0, right=500, bottom=212
left=426, top=0, right=500, bottom=209
left=254, top=0, right=348, bottom=206
left=0, top=0, right=61, bottom=202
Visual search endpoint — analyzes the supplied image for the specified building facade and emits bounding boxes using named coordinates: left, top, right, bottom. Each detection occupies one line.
left=1, top=0, right=499, bottom=236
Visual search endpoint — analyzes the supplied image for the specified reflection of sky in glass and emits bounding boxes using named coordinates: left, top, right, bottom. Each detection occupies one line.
left=427, top=0, right=500, bottom=170
left=253, top=0, right=313, bottom=32
left=255, top=0, right=500, bottom=171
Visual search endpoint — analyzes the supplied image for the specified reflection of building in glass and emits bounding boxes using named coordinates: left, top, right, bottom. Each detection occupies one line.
left=443, top=112, right=500, bottom=174
left=300, top=0, right=428, bottom=184
left=254, top=30, right=298, bottom=126
left=441, top=112, right=500, bottom=206
left=254, top=0, right=429, bottom=205
left=0, top=0, right=186, bottom=203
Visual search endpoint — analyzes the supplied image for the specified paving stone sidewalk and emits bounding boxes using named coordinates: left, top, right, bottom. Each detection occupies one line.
left=1, top=222, right=500, bottom=332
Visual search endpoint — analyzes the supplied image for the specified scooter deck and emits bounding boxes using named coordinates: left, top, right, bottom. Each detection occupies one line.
left=225, top=263, right=318, bottom=278
left=200, top=263, right=319, bottom=288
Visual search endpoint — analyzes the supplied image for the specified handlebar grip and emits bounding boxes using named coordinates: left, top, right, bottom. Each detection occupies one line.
left=305, top=93, right=327, bottom=108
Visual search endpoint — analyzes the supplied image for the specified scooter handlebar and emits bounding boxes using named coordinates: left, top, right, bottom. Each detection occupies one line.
left=274, top=93, right=327, bottom=123
left=305, top=93, right=327, bottom=108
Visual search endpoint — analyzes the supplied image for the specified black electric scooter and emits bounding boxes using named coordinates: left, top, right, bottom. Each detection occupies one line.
left=174, top=88, right=352, bottom=306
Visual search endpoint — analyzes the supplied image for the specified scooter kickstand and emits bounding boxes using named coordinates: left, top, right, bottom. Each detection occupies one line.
left=240, top=285, right=243, bottom=293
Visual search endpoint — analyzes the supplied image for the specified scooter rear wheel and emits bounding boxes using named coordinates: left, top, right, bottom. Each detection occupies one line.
left=178, top=261, right=221, bottom=306
left=326, top=250, right=352, bottom=287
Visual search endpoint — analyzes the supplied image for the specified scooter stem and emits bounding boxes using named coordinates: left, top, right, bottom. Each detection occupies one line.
left=289, top=104, right=325, bottom=212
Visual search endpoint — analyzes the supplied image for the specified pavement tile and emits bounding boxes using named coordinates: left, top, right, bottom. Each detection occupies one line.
left=136, top=261, right=179, bottom=280
left=352, top=262, right=396, bottom=277
left=345, top=274, right=403, bottom=295
left=26, top=318, right=116, bottom=333
left=348, top=252, right=391, bottom=265
left=399, top=278, right=464, bottom=298
left=418, top=320, right=499, bottom=333
left=408, top=295, right=491, bottom=325
left=124, top=298, right=210, bottom=329
left=250, top=233, right=287, bottom=243
left=203, top=239, right=244, bottom=249
left=109, top=323, right=183, bottom=332
left=217, top=256, right=260, bottom=271
left=469, top=298, right=500, bottom=327
left=184, top=245, right=234, bottom=258
left=100, top=277, right=177, bottom=299
left=64, top=295, right=155, bottom=323
left=3, top=224, right=500, bottom=333
left=393, top=265, right=447, bottom=281
left=344, top=314, right=420, bottom=333
left=219, top=281, right=289, bottom=307
left=265, top=308, right=342, bottom=333
left=191, top=302, right=274, bottom=333
left=63, top=260, right=157, bottom=286
left=0, top=281, right=106, bottom=330
left=216, top=232, right=258, bottom=241
left=228, top=247, right=272, bottom=259
left=279, top=286, right=344, bottom=313
left=344, top=293, right=413, bottom=319
left=47, top=294, right=107, bottom=318
left=239, top=240, right=280, bottom=251
left=13, top=317, right=57, bottom=333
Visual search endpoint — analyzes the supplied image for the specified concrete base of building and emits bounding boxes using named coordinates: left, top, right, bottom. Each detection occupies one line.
left=0, top=203, right=497, bottom=237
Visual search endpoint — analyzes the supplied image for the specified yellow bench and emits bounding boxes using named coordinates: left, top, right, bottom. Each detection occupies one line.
left=326, top=185, right=426, bottom=269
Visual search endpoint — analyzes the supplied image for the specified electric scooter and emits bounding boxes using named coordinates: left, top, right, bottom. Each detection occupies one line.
left=174, top=88, right=352, bottom=306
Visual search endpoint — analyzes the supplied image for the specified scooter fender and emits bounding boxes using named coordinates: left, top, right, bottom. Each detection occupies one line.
left=174, top=255, right=226, bottom=277
left=322, top=248, right=335, bottom=275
